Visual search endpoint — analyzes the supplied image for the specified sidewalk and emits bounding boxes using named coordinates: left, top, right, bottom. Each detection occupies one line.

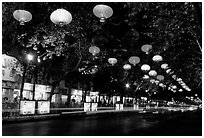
left=3, top=107, right=193, bottom=123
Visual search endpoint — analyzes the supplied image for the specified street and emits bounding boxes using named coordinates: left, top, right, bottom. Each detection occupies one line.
left=2, top=110, right=202, bottom=136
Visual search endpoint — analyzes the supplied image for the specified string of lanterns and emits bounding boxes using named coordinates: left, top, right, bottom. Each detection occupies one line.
left=12, top=4, right=191, bottom=93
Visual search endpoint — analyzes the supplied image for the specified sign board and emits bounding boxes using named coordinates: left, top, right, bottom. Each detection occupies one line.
left=84, top=102, right=91, bottom=112
left=37, top=101, right=50, bottom=114
left=20, top=101, right=35, bottom=115
left=91, top=103, right=98, bottom=111
left=116, top=104, right=123, bottom=111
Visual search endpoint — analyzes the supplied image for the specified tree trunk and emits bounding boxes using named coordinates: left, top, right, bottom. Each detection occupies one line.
left=67, top=81, right=73, bottom=107
left=49, top=84, right=57, bottom=103
left=20, top=64, right=27, bottom=100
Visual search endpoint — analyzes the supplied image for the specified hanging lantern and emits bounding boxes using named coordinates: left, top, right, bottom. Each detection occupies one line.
left=141, top=64, right=150, bottom=71
left=108, top=58, right=117, bottom=66
left=176, top=78, right=182, bottom=82
left=152, top=55, right=163, bottom=62
left=166, top=69, right=171, bottom=74
left=123, top=64, right=131, bottom=70
left=89, top=46, right=100, bottom=56
left=143, top=75, right=149, bottom=79
left=150, top=79, right=155, bottom=83
left=159, top=83, right=164, bottom=87
left=172, top=75, right=177, bottom=79
left=155, top=80, right=160, bottom=84
left=161, top=63, right=168, bottom=69
left=50, top=9, right=72, bottom=26
left=141, top=44, right=152, bottom=54
left=13, top=10, right=32, bottom=25
left=172, top=85, right=177, bottom=89
left=93, top=4, right=113, bottom=22
left=178, top=89, right=183, bottom=92
left=156, top=75, right=164, bottom=81
left=128, top=56, right=140, bottom=66
left=149, top=70, right=157, bottom=76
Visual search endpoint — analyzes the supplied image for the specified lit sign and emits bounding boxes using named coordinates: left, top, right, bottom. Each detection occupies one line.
left=84, top=103, right=91, bottom=112
left=37, top=101, right=50, bottom=114
left=20, top=101, right=35, bottom=115
left=91, top=103, right=98, bottom=111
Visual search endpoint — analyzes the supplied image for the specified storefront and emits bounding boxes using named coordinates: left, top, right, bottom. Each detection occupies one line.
left=22, top=83, right=52, bottom=100
left=2, top=54, right=22, bottom=103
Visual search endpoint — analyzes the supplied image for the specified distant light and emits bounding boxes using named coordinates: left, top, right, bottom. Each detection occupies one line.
left=125, top=83, right=130, bottom=88
left=27, top=54, right=34, bottom=61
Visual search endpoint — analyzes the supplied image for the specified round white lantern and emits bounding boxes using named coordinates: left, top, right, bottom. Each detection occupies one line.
left=93, top=4, right=113, bottom=22
left=13, top=10, right=32, bottom=25
left=161, top=63, right=168, bottom=69
left=143, top=75, right=149, bottom=79
left=141, top=44, right=152, bottom=54
left=150, top=79, right=155, bottom=83
left=166, top=69, right=171, bottom=74
left=123, top=64, right=131, bottom=70
left=50, top=9, right=72, bottom=26
left=108, top=58, right=117, bottom=66
left=141, top=64, right=150, bottom=71
left=128, top=56, right=140, bottom=66
left=89, top=46, right=100, bottom=55
left=157, top=75, right=164, bottom=81
left=152, top=55, right=163, bottom=62
left=149, top=70, right=157, bottom=76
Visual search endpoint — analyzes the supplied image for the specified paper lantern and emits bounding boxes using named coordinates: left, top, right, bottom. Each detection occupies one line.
left=50, top=9, right=72, bottom=26
left=128, top=56, right=140, bottom=66
left=108, top=58, right=117, bottom=65
left=152, top=55, right=163, bottom=62
left=143, top=75, right=149, bottom=79
left=161, top=63, right=168, bottom=69
left=149, top=70, right=157, bottom=76
left=172, top=85, right=177, bottom=89
left=157, top=75, right=164, bottom=81
left=13, top=10, right=32, bottom=25
left=93, top=4, right=113, bottom=22
left=89, top=46, right=100, bottom=55
left=150, top=79, right=155, bottom=83
left=141, top=64, right=150, bottom=71
left=141, top=44, right=152, bottom=54
left=123, top=64, right=131, bottom=70
left=166, top=69, right=171, bottom=74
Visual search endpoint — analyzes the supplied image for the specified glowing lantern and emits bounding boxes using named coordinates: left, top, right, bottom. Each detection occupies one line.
left=128, top=56, right=140, bottom=66
left=161, top=63, right=168, bottom=69
left=178, top=89, right=183, bottom=92
left=108, top=58, right=117, bottom=66
left=172, top=75, right=177, bottom=79
left=155, top=80, right=160, bottom=84
left=159, top=83, right=164, bottom=87
left=166, top=69, right=171, bottom=74
left=50, top=9, right=72, bottom=26
left=172, top=85, right=177, bottom=89
left=157, top=75, right=164, bottom=81
left=141, top=44, right=152, bottom=54
left=123, top=64, right=131, bottom=70
left=152, top=55, right=163, bottom=62
left=13, top=10, right=32, bottom=25
left=93, top=4, right=113, bottom=22
left=149, top=70, right=157, bottom=76
left=150, top=79, right=155, bottom=83
left=141, top=64, right=150, bottom=71
left=143, top=75, right=149, bottom=79
left=89, top=46, right=100, bottom=55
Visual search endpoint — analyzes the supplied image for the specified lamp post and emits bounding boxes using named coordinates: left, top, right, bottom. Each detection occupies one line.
left=19, top=53, right=34, bottom=100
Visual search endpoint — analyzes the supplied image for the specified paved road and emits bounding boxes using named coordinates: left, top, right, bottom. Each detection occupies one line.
left=2, top=110, right=202, bottom=136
